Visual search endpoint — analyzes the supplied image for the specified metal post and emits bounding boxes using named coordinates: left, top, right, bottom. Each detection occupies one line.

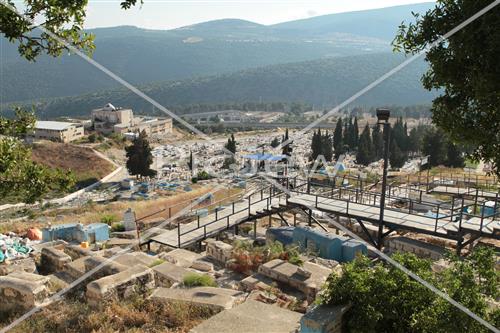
left=197, top=215, right=200, bottom=228
left=480, top=202, right=485, bottom=233
left=377, top=120, right=390, bottom=249
left=177, top=223, right=181, bottom=248
left=308, top=209, right=312, bottom=226
left=434, top=204, right=440, bottom=233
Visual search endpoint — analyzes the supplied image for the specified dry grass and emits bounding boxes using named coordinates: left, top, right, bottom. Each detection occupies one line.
left=31, top=142, right=115, bottom=188
left=2, top=296, right=217, bottom=333
left=0, top=185, right=242, bottom=235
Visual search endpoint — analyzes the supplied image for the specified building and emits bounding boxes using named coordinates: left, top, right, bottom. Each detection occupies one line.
left=30, top=121, right=84, bottom=143
left=91, top=103, right=172, bottom=136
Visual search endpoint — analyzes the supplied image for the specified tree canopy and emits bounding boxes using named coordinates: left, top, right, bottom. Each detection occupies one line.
left=394, top=0, right=500, bottom=176
left=319, top=247, right=500, bottom=333
left=0, top=108, right=75, bottom=203
left=0, top=0, right=138, bottom=61
left=125, top=130, right=156, bottom=178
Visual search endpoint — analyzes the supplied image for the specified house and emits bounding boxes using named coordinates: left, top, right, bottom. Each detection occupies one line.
left=30, top=121, right=84, bottom=143
left=90, top=103, right=172, bottom=136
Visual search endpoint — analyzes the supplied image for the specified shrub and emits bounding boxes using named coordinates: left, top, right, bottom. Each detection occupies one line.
left=100, top=214, right=118, bottom=225
left=148, top=259, right=165, bottom=268
left=111, top=222, right=125, bottom=232
left=182, top=273, right=217, bottom=288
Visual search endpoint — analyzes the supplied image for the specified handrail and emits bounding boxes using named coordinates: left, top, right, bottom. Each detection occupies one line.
left=177, top=186, right=285, bottom=240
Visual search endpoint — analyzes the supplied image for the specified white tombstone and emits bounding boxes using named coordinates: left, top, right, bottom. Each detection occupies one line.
left=123, top=208, right=137, bottom=231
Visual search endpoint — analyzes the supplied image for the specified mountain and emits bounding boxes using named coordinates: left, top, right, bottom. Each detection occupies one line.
left=0, top=2, right=435, bottom=105
left=30, top=52, right=435, bottom=118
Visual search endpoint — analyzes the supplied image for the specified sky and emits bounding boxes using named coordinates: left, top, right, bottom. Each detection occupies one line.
left=84, top=0, right=433, bottom=30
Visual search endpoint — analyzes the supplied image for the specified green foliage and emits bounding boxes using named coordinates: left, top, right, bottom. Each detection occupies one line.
left=125, top=130, right=156, bottom=178
left=88, top=133, right=97, bottom=143
left=100, top=214, right=118, bottom=226
left=182, top=273, right=217, bottom=288
left=225, top=134, right=237, bottom=154
left=394, top=0, right=500, bottom=176
left=333, top=118, right=344, bottom=158
left=356, top=124, right=374, bottom=166
left=311, top=129, right=333, bottom=162
left=0, top=108, right=75, bottom=203
left=270, top=137, right=280, bottom=148
left=320, top=248, right=499, bottom=332
left=148, top=258, right=165, bottom=268
left=0, top=0, right=142, bottom=61
left=111, top=222, right=125, bottom=232
left=422, top=127, right=465, bottom=168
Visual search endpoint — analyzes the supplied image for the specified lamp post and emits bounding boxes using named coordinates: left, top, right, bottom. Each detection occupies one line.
left=376, top=108, right=390, bottom=249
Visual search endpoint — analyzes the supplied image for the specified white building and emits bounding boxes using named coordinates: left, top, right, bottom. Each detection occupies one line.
left=30, top=121, right=84, bottom=143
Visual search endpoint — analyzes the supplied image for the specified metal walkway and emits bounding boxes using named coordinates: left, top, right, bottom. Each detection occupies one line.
left=144, top=178, right=500, bottom=251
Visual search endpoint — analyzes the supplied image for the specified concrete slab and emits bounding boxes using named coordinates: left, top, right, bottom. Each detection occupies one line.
left=113, top=252, right=158, bottom=267
left=86, top=264, right=155, bottom=306
left=152, top=261, right=193, bottom=287
left=160, top=249, right=203, bottom=268
left=189, top=300, right=302, bottom=333
left=150, top=286, right=246, bottom=311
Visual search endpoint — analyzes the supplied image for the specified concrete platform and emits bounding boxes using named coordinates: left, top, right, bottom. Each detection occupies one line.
left=189, top=300, right=302, bottom=333
left=149, top=286, right=246, bottom=311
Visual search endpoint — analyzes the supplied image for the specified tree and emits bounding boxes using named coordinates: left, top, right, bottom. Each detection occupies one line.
left=394, top=0, right=500, bottom=176
left=356, top=124, right=374, bottom=166
left=371, top=124, right=383, bottom=160
left=187, top=151, right=194, bottom=176
left=319, top=247, right=500, bottom=333
left=225, top=134, right=237, bottom=154
left=422, top=127, right=447, bottom=167
left=270, top=137, right=280, bottom=148
left=310, top=129, right=323, bottom=161
left=125, top=130, right=156, bottom=178
left=389, top=139, right=406, bottom=169
left=333, top=118, right=344, bottom=158
left=321, top=130, right=333, bottom=162
left=445, top=141, right=465, bottom=168
left=352, top=117, right=359, bottom=149
left=0, top=108, right=75, bottom=203
left=0, top=0, right=138, bottom=61
left=281, top=128, right=292, bottom=157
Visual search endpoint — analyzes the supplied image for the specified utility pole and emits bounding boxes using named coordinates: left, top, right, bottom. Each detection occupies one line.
left=376, top=109, right=390, bottom=249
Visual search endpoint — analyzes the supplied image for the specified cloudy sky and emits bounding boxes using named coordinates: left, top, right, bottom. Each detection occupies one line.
left=84, top=0, right=433, bottom=29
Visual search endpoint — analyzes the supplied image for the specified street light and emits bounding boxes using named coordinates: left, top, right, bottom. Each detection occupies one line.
left=376, top=108, right=390, bottom=249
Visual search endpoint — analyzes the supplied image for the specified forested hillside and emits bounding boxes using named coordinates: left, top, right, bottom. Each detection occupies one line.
left=0, top=3, right=434, bottom=104
left=25, top=52, right=435, bottom=118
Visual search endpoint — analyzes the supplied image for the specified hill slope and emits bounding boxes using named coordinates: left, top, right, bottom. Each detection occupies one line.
left=0, top=3, right=435, bottom=104
left=31, top=52, right=434, bottom=118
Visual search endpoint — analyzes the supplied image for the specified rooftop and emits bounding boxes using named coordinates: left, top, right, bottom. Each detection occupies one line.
left=35, top=121, right=77, bottom=131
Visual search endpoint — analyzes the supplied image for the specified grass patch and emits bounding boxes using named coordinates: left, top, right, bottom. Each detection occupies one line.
left=148, top=258, right=165, bottom=268
left=111, top=222, right=125, bottom=232
left=182, top=273, right=217, bottom=288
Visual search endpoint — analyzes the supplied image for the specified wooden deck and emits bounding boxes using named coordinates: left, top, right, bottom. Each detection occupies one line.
left=287, top=192, right=499, bottom=239
left=149, top=196, right=286, bottom=248
left=147, top=188, right=499, bottom=249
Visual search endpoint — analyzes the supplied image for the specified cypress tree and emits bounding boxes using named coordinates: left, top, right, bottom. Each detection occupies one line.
left=333, top=118, right=344, bottom=158
left=353, top=117, right=359, bottom=149
left=356, top=124, right=374, bottom=166
left=372, top=124, right=383, bottom=160
left=125, top=130, right=156, bottom=178
left=322, top=130, right=333, bottom=162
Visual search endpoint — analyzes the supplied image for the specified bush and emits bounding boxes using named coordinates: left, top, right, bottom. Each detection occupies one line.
left=111, top=222, right=125, bottom=232
left=182, top=273, right=217, bottom=288
left=100, top=214, right=118, bottom=225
